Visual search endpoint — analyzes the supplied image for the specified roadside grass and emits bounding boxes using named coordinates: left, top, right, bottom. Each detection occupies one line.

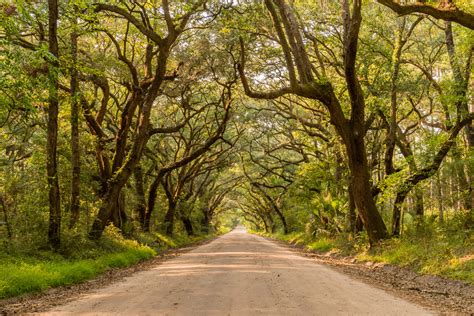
left=261, top=221, right=473, bottom=284
left=356, top=223, right=473, bottom=283
left=0, top=226, right=216, bottom=299
left=0, top=247, right=154, bottom=299
left=307, top=238, right=335, bottom=252
left=257, top=231, right=306, bottom=245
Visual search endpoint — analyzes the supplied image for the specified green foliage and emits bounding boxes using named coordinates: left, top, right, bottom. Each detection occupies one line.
left=0, top=228, right=156, bottom=299
left=308, top=238, right=335, bottom=252
left=260, top=231, right=307, bottom=246
left=151, top=232, right=210, bottom=249
left=0, top=224, right=218, bottom=299
left=356, top=222, right=473, bottom=283
left=0, top=248, right=154, bottom=299
left=268, top=219, right=473, bottom=284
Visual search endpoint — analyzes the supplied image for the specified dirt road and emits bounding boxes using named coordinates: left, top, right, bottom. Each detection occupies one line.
left=46, top=227, right=433, bottom=315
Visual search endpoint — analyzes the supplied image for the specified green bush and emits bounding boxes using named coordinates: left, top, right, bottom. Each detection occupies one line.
left=0, top=247, right=154, bottom=299
left=357, top=222, right=473, bottom=283
left=0, top=224, right=218, bottom=299
left=0, top=225, right=158, bottom=299
left=266, top=220, right=473, bottom=284
left=308, top=238, right=335, bottom=252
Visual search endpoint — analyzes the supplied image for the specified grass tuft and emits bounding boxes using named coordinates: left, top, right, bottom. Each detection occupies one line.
left=0, top=244, right=155, bottom=299
left=308, top=238, right=335, bottom=252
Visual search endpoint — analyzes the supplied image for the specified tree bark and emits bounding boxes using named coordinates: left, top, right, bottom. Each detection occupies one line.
left=341, top=0, right=390, bottom=243
left=445, top=20, right=473, bottom=214
left=133, top=166, right=147, bottom=229
left=143, top=169, right=165, bottom=232
left=451, top=144, right=471, bottom=211
left=145, top=101, right=231, bottom=234
left=266, top=211, right=275, bottom=233
left=253, top=183, right=288, bottom=234
left=0, top=195, right=12, bottom=239
left=392, top=193, right=404, bottom=236
left=69, top=21, right=81, bottom=229
left=88, top=1, right=209, bottom=239
left=274, top=205, right=288, bottom=234
left=414, top=187, right=424, bottom=217
left=391, top=115, right=473, bottom=234
left=181, top=216, right=194, bottom=236
left=261, top=213, right=270, bottom=233
left=89, top=49, right=170, bottom=240
left=111, top=191, right=127, bottom=231
left=437, top=172, right=444, bottom=223
left=201, top=208, right=210, bottom=233
left=377, top=0, right=474, bottom=30
left=348, top=183, right=363, bottom=234
left=164, top=200, right=176, bottom=236
left=348, top=142, right=388, bottom=242
left=47, top=0, right=61, bottom=249
left=384, top=25, right=404, bottom=176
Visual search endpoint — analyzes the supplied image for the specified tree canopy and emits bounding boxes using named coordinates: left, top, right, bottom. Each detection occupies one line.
left=0, top=0, right=472, bottom=250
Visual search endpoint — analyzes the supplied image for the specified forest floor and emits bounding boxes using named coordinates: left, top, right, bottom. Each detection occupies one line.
left=3, top=227, right=468, bottom=315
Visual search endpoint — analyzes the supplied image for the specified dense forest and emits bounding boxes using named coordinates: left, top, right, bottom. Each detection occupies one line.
left=0, top=0, right=473, bottom=300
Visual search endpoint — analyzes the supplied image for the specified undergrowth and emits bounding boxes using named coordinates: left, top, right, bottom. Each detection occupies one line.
left=357, top=222, right=473, bottom=283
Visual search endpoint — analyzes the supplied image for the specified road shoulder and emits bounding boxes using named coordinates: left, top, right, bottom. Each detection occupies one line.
left=0, top=237, right=216, bottom=314
left=265, top=236, right=473, bottom=315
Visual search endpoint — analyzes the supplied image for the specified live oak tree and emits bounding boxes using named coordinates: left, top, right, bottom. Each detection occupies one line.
left=145, top=83, right=234, bottom=235
left=238, top=109, right=308, bottom=235
left=360, top=7, right=473, bottom=234
left=87, top=0, right=210, bottom=239
left=237, top=0, right=390, bottom=243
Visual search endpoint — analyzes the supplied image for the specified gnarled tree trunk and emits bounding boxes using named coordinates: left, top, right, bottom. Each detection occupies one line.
left=239, top=0, right=389, bottom=244
left=133, top=166, right=147, bottom=229
left=164, top=200, right=176, bottom=236
left=347, top=137, right=388, bottom=242
left=181, top=216, right=194, bottom=236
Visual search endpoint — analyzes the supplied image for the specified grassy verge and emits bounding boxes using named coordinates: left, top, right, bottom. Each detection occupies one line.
left=258, top=222, right=473, bottom=284
left=0, top=226, right=216, bottom=299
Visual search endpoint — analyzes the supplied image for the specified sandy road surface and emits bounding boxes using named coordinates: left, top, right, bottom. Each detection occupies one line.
left=46, top=227, right=433, bottom=315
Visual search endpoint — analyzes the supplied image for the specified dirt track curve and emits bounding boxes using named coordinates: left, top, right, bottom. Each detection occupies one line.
left=45, top=227, right=433, bottom=315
